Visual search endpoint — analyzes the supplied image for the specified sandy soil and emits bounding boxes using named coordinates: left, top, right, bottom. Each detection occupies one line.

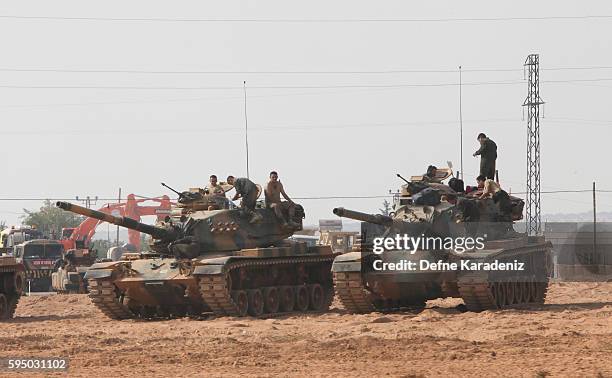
left=0, top=282, right=610, bottom=377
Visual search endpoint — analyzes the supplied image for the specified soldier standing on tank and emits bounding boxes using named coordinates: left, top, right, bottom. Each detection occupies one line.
left=265, top=171, right=298, bottom=228
left=227, top=175, right=263, bottom=223
left=472, top=133, right=497, bottom=180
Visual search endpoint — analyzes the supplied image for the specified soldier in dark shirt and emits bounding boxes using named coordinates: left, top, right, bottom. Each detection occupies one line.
left=227, top=175, right=263, bottom=223
left=473, top=133, right=497, bottom=180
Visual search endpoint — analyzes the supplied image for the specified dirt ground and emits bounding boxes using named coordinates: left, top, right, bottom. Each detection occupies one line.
left=0, top=282, right=610, bottom=377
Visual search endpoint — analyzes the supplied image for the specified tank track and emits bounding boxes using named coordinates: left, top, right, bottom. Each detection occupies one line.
left=88, top=279, right=135, bottom=320
left=198, top=255, right=335, bottom=318
left=458, top=272, right=548, bottom=311
left=333, top=272, right=374, bottom=313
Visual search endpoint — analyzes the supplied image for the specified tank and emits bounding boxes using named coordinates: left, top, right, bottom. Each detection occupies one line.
left=331, top=169, right=551, bottom=313
left=0, top=256, right=25, bottom=320
left=56, top=193, right=337, bottom=319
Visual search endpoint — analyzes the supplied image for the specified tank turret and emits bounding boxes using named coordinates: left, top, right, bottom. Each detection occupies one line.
left=57, top=199, right=302, bottom=259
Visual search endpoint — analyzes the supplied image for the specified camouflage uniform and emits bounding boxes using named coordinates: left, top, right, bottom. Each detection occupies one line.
left=233, top=177, right=258, bottom=216
left=474, top=138, right=497, bottom=180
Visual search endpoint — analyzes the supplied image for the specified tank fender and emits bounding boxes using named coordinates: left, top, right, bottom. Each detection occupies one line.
left=332, top=252, right=363, bottom=272
left=192, top=256, right=238, bottom=275
left=84, top=269, right=114, bottom=280
left=88, top=261, right=125, bottom=270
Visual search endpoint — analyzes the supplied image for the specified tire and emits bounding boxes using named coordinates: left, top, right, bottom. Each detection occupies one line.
left=0, top=294, right=8, bottom=320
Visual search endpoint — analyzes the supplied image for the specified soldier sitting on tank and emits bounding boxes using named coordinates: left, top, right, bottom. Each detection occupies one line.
left=476, top=175, right=514, bottom=230
left=205, top=175, right=228, bottom=210
left=227, top=175, right=263, bottom=223
left=264, top=171, right=299, bottom=228
left=422, top=165, right=439, bottom=183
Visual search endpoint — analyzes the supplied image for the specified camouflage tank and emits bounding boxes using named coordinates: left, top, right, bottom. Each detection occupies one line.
left=332, top=168, right=551, bottom=313
left=56, top=189, right=337, bottom=319
left=0, top=256, right=25, bottom=320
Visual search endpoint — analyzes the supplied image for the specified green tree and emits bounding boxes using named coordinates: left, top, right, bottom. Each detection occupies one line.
left=379, top=199, right=392, bottom=216
left=22, top=200, right=83, bottom=238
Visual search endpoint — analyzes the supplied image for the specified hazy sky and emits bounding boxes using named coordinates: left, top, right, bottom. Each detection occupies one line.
left=1, top=1, right=611, bottom=229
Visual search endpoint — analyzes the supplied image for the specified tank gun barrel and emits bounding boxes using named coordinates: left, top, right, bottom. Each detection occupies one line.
left=56, top=201, right=171, bottom=240
left=333, top=207, right=393, bottom=226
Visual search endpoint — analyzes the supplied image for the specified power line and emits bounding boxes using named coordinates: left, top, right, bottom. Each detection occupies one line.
left=2, top=65, right=612, bottom=75
left=1, top=77, right=612, bottom=91
left=1, top=15, right=611, bottom=23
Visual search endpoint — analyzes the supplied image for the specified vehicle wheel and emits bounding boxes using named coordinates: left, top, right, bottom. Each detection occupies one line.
left=294, top=285, right=309, bottom=312
left=232, top=290, right=249, bottom=317
left=14, top=273, right=24, bottom=294
left=247, top=289, right=264, bottom=317
left=308, top=284, right=325, bottom=311
left=263, top=287, right=280, bottom=314
left=279, top=286, right=295, bottom=312
left=0, top=294, right=8, bottom=320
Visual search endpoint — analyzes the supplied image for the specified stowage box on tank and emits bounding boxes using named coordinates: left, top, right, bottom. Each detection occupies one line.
left=56, top=190, right=337, bottom=320
left=331, top=167, right=551, bottom=313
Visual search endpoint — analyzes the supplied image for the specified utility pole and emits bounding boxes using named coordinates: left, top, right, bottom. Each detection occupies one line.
left=244, top=80, right=250, bottom=179
left=459, top=65, right=464, bottom=180
left=116, top=188, right=121, bottom=246
left=522, top=54, right=545, bottom=236
left=593, top=181, right=597, bottom=262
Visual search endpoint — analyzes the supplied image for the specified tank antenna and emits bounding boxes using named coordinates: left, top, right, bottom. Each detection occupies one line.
left=458, top=65, right=464, bottom=180
left=243, top=80, right=250, bottom=179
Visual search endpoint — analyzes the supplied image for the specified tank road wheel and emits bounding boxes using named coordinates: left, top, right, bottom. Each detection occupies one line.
left=308, top=284, right=325, bottom=311
left=504, top=281, right=516, bottom=306
left=294, top=285, right=309, bottom=312
left=263, top=287, right=280, bottom=314
left=247, top=289, right=264, bottom=317
left=528, top=279, right=538, bottom=302
left=494, top=282, right=506, bottom=309
left=0, top=294, right=8, bottom=320
left=534, top=282, right=548, bottom=304
left=231, top=290, right=249, bottom=317
left=279, top=286, right=295, bottom=312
